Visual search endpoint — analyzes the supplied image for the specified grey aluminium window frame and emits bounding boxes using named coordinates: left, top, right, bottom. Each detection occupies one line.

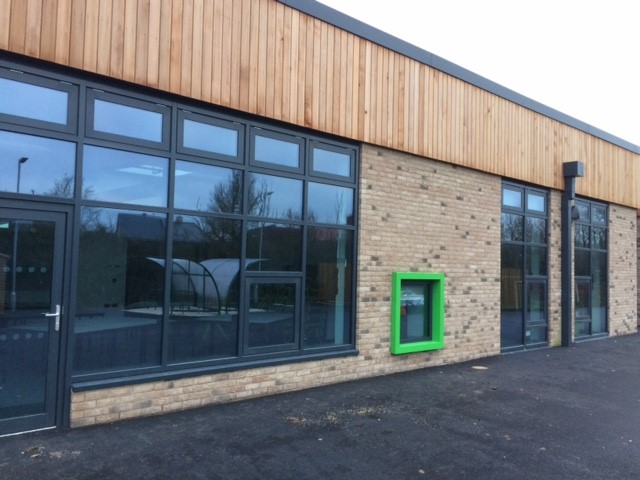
left=0, top=52, right=359, bottom=393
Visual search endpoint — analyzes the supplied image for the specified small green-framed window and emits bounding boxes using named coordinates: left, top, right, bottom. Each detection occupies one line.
left=391, top=272, right=445, bottom=354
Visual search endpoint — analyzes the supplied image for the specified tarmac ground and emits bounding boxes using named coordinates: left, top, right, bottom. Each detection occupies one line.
left=2, top=334, right=640, bottom=479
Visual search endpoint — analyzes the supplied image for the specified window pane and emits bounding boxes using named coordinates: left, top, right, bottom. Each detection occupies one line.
left=0, top=77, right=68, bottom=124
left=399, top=281, right=431, bottom=343
left=502, top=188, right=522, bottom=209
left=247, top=282, right=296, bottom=348
left=93, top=99, right=163, bottom=142
left=591, top=251, right=607, bottom=334
left=174, top=160, right=242, bottom=213
left=305, top=228, right=353, bottom=347
left=591, top=205, right=606, bottom=226
left=83, top=145, right=168, bottom=207
left=246, top=222, right=302, bottom=271
left=575, top=280, right=590, bottom=321
left=591, top=227, right=607, bottom=250
left=526, top=246, right=547, bottom=276
left=501, top=244, right=523, bottom=348
left=169, top=215, right=241, bottom=362
left=527, top=325, right=547, bottom=344
left=248, top=173, right=302, bottom=220
left=183, top=119, right=238, bottom=157
left=0, top=131, right=76, bottom=198
left=501, top=213, right=524, bottom=242
left=308, top=183, right=354, bottom=225
left=575, top=224, right=590, bottom=248
left=312, top=147, right=351, bottom=177
left=254, top=134, right=299, bottom=168
left=575, top=250, right=590, bottom=277
left=576, top=203, right=590, bottom=222
left=525, top=217, right=546, bottom=244
left=527, top=192, right=545, bottom=213
left=73, top=208, right=165, bottom=374
left=527, top=282, right=546, bottom=323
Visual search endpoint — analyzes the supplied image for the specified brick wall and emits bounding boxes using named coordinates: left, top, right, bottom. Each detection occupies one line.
left=609, top=204, right=637, bottom=335
left=356, top=145, right=502, bottom=368
left=547, top=191, right=563, bottom=346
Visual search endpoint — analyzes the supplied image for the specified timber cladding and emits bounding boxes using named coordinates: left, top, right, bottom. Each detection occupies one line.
left=1, top=0, right=637, bottom=208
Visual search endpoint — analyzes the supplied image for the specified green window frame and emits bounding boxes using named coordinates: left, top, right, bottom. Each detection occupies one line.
left=390, top=272, right=445, bottom=354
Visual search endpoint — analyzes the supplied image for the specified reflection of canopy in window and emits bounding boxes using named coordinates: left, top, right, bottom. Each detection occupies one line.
left=147, top=258, right=261, bottom=313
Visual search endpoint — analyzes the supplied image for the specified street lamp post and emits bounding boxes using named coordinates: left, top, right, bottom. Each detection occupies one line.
left=10, top=157, right=29, bottom=312
left=16, top=156, right=28, bottom=193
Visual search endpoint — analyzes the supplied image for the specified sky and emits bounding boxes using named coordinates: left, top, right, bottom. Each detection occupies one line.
left=318, top=0, right=639, bottom=147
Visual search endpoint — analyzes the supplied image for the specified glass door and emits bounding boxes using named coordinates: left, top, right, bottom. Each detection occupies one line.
left=0, top=209, right=66, bottom=436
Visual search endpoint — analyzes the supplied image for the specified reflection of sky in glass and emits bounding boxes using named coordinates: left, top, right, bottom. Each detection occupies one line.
left=174, top=160, right=240, bottom=212
left=249, top=173, right=302, bottom=219
left=94, top=99, right=163, bottom=142
left=313, top=147, right=351, bottom=177
left=0, top=130, right=76, bottom=197
left=307, top=182, right=354, bottom=225
left=527, top=193, right=545, bottom=212
left=502, top=188, right=522, bottom=208
left=254, top=135, right=299, bottom=168
left=183, top=119, right=238, bottom=156
left=83, top=145, right=168, bottom=207
left=0, top=78, right=68, bottom=124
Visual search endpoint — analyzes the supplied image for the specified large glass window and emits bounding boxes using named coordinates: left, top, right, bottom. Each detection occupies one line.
left=574, top=199, right=608, bottom=338
left=74, top=207, right=165, bottom=374
left=500, top=183, right=548, bottom=351
left=0, top=131, right=76, bottom=198
left=0, top=58, right=358, bottom=381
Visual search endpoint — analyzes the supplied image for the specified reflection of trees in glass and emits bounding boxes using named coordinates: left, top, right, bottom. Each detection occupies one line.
left=45, top=173, right=74, bottom=198
left=501, top=213, right=523, bottom=242
left=79, top=207, right=111, bottom=232
left=525, top=217, right=546, bottom=243
left=207, top=170, right=272, bottom=217
left=591, top=227, right=607, bottom=249
left=45, top=173, right=95, bottom=200
left=575, top=224, right=590, bottom=248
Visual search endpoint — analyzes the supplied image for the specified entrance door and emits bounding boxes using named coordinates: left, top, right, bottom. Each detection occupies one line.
left=0, top=209, right=66, bottom=436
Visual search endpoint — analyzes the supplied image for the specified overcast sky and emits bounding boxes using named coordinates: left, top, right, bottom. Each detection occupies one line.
left=319, top=0, right=639, bottom=147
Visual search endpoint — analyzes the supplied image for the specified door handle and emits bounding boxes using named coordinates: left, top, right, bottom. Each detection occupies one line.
left=44, top=304, right=61, bottom=331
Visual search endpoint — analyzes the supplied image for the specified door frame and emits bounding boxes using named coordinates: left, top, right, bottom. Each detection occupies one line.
left=0, top=200, right=73, bottom=436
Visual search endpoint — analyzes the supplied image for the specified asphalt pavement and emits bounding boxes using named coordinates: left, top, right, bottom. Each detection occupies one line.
left=2, top=333, right=640, bottom=479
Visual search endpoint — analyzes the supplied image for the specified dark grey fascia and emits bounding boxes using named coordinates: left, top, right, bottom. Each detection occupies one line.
left=278, top=0, right=639, bottom=155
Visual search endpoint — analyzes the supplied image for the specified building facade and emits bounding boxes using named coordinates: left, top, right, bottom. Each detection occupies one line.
left=0, top=0, right=637, bottom=436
